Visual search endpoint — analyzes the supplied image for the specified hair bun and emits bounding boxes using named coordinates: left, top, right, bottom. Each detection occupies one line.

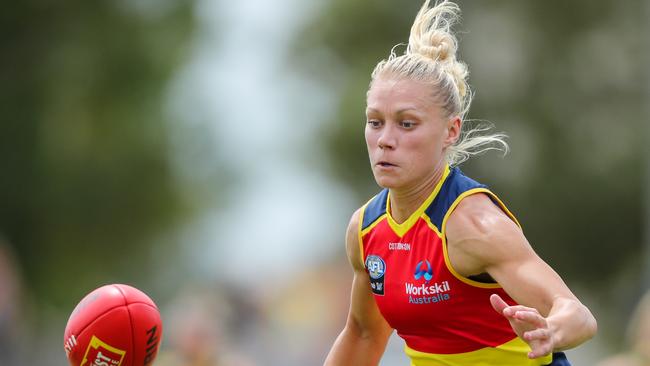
left=407, top=1, right=461, bottom=64
left=413, top=33, right=454, bottom=62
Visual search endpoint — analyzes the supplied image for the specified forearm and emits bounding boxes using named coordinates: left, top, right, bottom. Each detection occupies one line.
left=547, top=297, right=597, bottom=351
left=324, top=326, right=388, bottom=366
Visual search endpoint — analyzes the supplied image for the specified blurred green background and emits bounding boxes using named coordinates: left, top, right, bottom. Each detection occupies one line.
left=0, top=0, right=647, bottom=365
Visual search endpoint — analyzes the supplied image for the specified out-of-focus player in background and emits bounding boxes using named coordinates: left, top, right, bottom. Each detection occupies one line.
left=324, top=1, right=597, bottom=365
left=596, top=291, right=650, bottom=366
left=0, top=241, right=23, bottom=366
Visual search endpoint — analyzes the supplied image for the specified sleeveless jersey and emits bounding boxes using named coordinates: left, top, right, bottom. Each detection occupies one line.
left=359, top=165, right=569, bottom=366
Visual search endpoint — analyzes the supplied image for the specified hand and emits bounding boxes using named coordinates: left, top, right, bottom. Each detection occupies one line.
left=490, top=294, right=554, bottom=359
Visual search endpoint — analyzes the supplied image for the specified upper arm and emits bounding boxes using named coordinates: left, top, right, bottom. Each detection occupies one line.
left=445, top=194, right=578, bottom=316
left=344, top=209, right=393, bottom=339
left=346, top=209, right=365, bottom=272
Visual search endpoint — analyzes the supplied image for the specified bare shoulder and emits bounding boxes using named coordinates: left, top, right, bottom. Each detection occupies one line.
left=446, top=192, right=519, bottom=242
left=345, top=208, right=365, bottom=272
left=445, top=193, right=532, bottom=270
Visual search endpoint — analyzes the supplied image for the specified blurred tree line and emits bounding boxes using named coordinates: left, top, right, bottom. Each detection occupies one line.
left=0, top=0, right=198, bottom=310
left=291, top=0, right=647, bottom=342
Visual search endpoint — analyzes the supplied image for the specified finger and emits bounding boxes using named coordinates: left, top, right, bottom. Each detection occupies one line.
left=502, top=305, right=541, bottom=318
left=523, top=328, right=550, bottom=342
left=528, top=342, right=553, bottom=359
left=502, top=305, right=540, bottom=314
left=513, top=310, right=547, bottom=328
left=490, top=294, right=509, bottom=315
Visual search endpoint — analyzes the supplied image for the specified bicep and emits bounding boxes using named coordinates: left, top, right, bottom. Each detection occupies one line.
left=347, top=269, right=392, bottom=337
left=344, top=210, right=393, bottom=339
left=447, top=195, right=577, bottom=316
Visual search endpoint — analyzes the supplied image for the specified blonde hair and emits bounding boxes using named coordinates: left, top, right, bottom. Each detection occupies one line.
left=370, top=0, right=508, bottom=166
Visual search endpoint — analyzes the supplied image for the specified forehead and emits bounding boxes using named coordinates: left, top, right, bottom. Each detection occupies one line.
left=366, top=77, right=435, bottom=113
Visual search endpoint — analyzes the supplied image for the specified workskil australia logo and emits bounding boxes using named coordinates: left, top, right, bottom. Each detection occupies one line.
left=405, top=259, right=451, bottom=305
left=414, top=260, right=433, bottom=281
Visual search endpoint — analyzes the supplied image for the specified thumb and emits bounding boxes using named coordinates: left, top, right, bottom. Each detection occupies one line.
left=490, top=294, right=509, bottom=316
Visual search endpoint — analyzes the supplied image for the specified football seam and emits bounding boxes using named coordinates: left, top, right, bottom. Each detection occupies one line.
left=115, top=285, right=137, bottom=363
left=72, top=303, right=126, bottom=342
left=70, top=294, right=158, bottom=352
left=72, top=300, right=158, bottom=339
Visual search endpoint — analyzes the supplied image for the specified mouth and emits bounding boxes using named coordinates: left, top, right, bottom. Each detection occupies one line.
left=376, top=161, right=397, bottom=168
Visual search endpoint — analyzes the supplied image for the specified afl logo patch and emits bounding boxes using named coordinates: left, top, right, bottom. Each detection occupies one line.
left=365, top=255, right=386, bottom=279
left=365, top=255, right=386, bottom=296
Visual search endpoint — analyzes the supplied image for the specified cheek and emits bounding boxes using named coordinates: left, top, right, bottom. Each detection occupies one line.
left=428, top=130, right=447, bottom=154
left=364, top=127, right=376, bottom=147
left=405, top=134, right=444, bottom=165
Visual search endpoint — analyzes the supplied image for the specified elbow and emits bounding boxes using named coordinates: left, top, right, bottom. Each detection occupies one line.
left=346, top=316, right=392, bottom=348
left=349, top=320, right=389, bottom=342
left=345, top=317, right=374, bottom=342
left=585, top=308, right=598, bottom=340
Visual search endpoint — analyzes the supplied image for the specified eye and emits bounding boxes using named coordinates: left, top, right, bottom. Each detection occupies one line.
left=400, top=120, right=416, bottom=129
left=367, top=120, right=382, bottom=128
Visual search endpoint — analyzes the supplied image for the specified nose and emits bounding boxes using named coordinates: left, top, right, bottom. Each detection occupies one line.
left=377, top=124, right=396, bottom=150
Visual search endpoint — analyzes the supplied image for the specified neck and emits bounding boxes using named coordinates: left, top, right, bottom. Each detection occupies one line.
left=389, top=162, right=447, bottom=224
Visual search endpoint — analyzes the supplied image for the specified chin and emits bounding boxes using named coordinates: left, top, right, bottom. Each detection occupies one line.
left=373, top=175, right=401, bottom=190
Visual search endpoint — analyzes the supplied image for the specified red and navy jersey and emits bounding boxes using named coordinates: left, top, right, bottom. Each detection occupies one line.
left=359, top=165, right=569, bottom=366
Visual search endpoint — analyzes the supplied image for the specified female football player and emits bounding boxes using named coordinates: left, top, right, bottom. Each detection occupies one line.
left=324, top=1, right=597, bottom=365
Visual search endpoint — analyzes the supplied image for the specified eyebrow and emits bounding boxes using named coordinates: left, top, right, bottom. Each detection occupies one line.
left=366, top=107, right=421, bottom=115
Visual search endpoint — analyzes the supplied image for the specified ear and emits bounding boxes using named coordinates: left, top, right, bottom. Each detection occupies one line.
left=444, top=116, right=462, bottom=147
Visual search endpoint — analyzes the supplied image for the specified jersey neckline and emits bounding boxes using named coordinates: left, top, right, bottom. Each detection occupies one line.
left=385, top=165, right=451, bottom=237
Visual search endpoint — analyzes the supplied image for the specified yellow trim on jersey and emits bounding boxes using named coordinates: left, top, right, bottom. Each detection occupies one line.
left=386, top=165, right=451, bottom=238
left=360, top=213, right=387, bottom=237
left=485, top=191, right=522, bottom=229
left=421, top=214, right=443, bottom=238
left=357, top=192, right=390, bottom=268
left=404, top=336, right=552, bottom=366
left=440, top=188, right=504, bottom=289
left=357, top=202, right=367, bottom=268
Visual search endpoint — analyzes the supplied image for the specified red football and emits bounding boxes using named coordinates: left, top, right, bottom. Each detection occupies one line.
left=63, top=284, right=163, bottom=366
